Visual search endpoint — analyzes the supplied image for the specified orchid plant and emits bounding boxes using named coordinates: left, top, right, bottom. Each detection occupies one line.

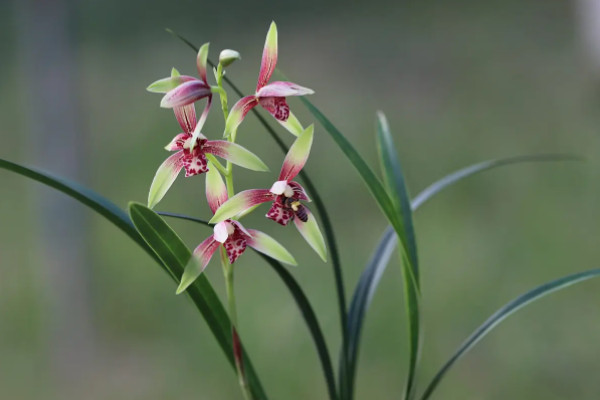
left=1, top=20, right=598, bottom=400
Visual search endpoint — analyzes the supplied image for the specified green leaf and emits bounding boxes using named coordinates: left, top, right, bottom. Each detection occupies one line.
left=300, top=97, right=418, bottom=399
left=160, top=211, right=338, bottom=400
left=128, top=203, right=268, bottom=400
left=347, top=154, right=580, bottom=400
left=0, top=159, right=269, bottom=399
left=375, top=111, right=420, bottom=400
left=0, top=158, right=158, bottom=263
left=411, top=154, right=581, bottom=210
left=419, top=268, right=600, bottom=400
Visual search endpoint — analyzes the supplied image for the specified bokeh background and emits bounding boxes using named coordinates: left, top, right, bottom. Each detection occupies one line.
left=2, top=0, right=600, bottom=399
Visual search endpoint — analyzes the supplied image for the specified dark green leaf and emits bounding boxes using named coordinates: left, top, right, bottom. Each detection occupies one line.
left=129, top=203, right=268, bottom=400
left=347, top=154, right=580, bottom=400
left=0, top=158, right=159, bottom=264
left=411, top=154, right=581, bottom=210
left=419, top=268, right=600, bottom=400
left=374, top=112, right=420, bottom=400
left=0, top=159, right=268, bottom=399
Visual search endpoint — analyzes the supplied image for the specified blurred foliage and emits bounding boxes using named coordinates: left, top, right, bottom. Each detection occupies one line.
left=1, top=0, right=600, bottom=399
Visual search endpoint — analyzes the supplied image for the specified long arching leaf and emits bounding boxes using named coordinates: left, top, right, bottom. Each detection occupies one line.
left=129, top=203, right=268, bottom=400
left=0, top=158, right=155, bottom=260
left=159, top=211, right=338, bottom=400
left=374, top=112, right=420, bottom=400
left=0, top=158, right=268, bottom=399
left=346, top=154, right=579, bottom=400
left=419, top=268, right=600, bottom=400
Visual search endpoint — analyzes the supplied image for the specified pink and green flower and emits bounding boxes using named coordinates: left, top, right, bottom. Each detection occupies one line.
left=209, top=125, right=327, bottom=261
left=147, top=97, right=268, bottom=209
left=224, top=22, right=313, bottom=137
left=176, top=164, right=297, bottom=293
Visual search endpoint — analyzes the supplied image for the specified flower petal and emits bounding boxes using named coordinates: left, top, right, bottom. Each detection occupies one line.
left=288, top=181, right=310, bottom=201
left=256, top=81, right=314, bottom=98
left=164, top=133, right=188, bottom=151
left=247, top=229, right=297, bottom=266
left=209, top=189, right=273, bottom=223
left=204, top=140, right=269, bottom=172
left=279, top=124, right=314, bottom=181
left=266, top=201, right=294, bottom=226
left=294, top=207, right=327, bottom=262
left=147, top=152, right=184, bottom=209
left=258, top=96, right=289, bottom=121
left=224, top=95, right=259, bottom=137
left=277, top=111, right=303, bottom=137
left=188, top=94, right=212, bottom=150
left=146, top=74, right=196, bottom=93
left=176, top=235, right=220, bottom=294
left=213, top=221, right=231, bottom=243
left=257, top=21, right=278, bottom=91
left=160, top=80, right=211, bottom=108
left=173, top=104, right=197, bottom=134
left=224, top=228, right=248, bottom=264
left=197, top=42, right=210, bottom=84
left=205, top=161, right=228, bottom=214
left=269, top=180, right=289, bottom=195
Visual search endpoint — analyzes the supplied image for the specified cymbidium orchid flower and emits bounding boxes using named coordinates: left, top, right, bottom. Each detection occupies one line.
left=147, top=43, right=214, bottom=148
left=176, top=163, right=297, bottom=294
left=147, top=95, right=268, bottom=209
left=209, top=125, right=327, bottom=261
left=224, top=21, right=314, bottom=137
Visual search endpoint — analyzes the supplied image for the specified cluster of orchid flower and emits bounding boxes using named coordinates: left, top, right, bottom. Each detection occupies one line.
left=146, top=22, right=326, bottom=294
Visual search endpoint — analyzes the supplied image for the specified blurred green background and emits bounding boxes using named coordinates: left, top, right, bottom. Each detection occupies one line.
left=2, top=0, right=600, bottom=399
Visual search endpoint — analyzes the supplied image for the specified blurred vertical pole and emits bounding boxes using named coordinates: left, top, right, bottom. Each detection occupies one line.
left=15, top=0, right=95, bottom=396
left=577, top=0, right=600, bottom=77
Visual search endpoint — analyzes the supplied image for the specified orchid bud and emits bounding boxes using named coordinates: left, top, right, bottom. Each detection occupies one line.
left=219, top=49, right=241, bottom=67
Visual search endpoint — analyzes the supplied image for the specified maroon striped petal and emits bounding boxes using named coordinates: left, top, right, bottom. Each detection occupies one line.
left=278, top=125, right=314, bottom=181
left=164, top=133, right=189, bottom=151
left=256, top=21, right=278, bottom=91
left=173, top=103, right=197, bottom=134
left=256, top=81, right=314, bottom=98
left=288, top=181, right=310, bottom=201
left=160, top=80, right=211, bottom=108
left=209, top=189, right=274, bottom=223
left=192, top=235, right=220, bottom=271
left=224, top=95, right=259, bottom=136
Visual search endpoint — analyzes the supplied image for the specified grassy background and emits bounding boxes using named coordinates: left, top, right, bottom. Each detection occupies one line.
left=1, top=0, right=600, bottom=399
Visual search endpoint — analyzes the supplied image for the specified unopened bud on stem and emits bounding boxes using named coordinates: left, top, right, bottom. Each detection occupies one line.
left=219, top=49, right=241, bottom=67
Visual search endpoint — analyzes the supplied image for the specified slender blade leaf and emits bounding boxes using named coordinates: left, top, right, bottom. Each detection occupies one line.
left=0, top=159, right=268, bottom=399
left=419, top=268, right=600, bottom=400
left=0, top=158, right=158, bottom=263
left=374, top=112, right=420, bottom=400
left=129, top=203, right=268, bottom=400
left=159, top=211, right=338, bottom=400
left=346, top=154, right=580, bottom=400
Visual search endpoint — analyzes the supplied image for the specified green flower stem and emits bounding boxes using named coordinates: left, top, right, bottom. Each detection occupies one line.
left=216, top=63, right=251, bottom=399
left=220, top=248, right=252, bottom=400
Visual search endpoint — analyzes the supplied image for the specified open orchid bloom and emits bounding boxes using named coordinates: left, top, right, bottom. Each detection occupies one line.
left=176, top=164, right=297, bottom=294
left=210, top=125, right=327, bottom=261
left=147, top=100, right=269, bottom=209
left=147, top=43, right=214, bottom=147
left=224, top=22, right=314, bottom=137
